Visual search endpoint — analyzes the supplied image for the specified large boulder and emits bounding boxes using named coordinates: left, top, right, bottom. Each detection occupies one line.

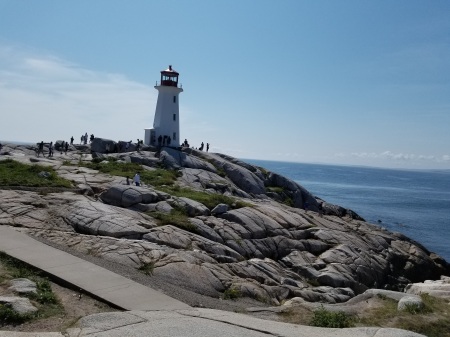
left=62, top=200, right=155, bottom=239
left=0, top=296, right=38, bottom=315
left=160, top=147, right=217, bottom=172
left=100, top=185, right=169, bottom=207
left=8, top=278, right=37, bottom=295
left=91, top=138, right=117, bottom=153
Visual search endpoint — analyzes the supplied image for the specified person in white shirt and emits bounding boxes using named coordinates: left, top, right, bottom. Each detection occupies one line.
left=133, top=173, right=140, bottom=186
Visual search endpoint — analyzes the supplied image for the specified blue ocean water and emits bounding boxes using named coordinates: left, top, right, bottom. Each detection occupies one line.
left=245, top=159, right=450, bottom=262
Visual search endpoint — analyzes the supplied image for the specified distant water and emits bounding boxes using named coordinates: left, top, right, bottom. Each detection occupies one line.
left=245, top=159, right=450, bottom=262
left=0, top=140, right=34, bottom=146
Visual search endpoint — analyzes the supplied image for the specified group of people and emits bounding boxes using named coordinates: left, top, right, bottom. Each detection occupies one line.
left=157, top=135, right=171, bottom=147
left=199, top=142, right=210, bottom=152
left=35, top=133, right=81, bottom=157
left=126, top=173, right=141, bottom=186
left=80, top=133, right=94, bottom=145
left=36, top=139, right=72, bottom=157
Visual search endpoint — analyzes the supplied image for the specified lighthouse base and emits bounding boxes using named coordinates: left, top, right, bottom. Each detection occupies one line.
left=144, top=128, right=155, bottom=146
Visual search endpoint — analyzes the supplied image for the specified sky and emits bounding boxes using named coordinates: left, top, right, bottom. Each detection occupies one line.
left=1, top=1, right=449, bottom=169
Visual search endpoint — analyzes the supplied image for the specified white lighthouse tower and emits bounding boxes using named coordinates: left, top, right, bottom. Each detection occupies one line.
left=144, top=65, right=183, bottom=147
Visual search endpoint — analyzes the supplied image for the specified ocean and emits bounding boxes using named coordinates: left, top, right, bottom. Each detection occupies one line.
left=245, top=159, right=450, bottom=262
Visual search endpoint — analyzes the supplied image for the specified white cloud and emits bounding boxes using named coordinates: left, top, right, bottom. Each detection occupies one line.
left=344, top=150, right=450, bottom=166
left=0, top=45, right=156, bottom=143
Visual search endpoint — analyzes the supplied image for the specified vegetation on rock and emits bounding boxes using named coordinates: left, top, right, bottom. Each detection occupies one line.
left=222, top=287, right=241, bottom=300
left=310, top=306, right=354, bottom=328
left=81, top=160, right=180, bottom=187
left=0, top=251, right=62, bottom=326
left=148, top=206, right=197, bottom=233
left=161, top=185, right=250, bottom=210
left=0, top=159, right=72, bottom=188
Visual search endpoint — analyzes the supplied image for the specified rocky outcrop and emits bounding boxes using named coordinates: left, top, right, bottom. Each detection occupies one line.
left=8, top=278, right=37, bottom=295
left=0, top=296, right=38, bottom=315
left=91, top=137, right=117, bottom=153
left=1, top=143, right=449, bottom=307
left=405, top=275, right=450, bottom=299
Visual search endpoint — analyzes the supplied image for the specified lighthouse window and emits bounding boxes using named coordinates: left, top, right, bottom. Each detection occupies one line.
left=173, top=132, right=177, bottom=140
left=173, top=114, right=176, bottom=121
left=173, top=96, right=176, bottom=103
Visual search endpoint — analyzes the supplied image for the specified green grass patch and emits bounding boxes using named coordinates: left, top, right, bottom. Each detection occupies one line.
left=138, top=261, right=155, bottom=276
left=306, top=278, right=320, bottom=287
left=148, top=206, right=197, bottom=233
left=356, top=293, right=450, bottom=337
left=310, top=306, right=354, bottom=328
left=282, top=197, right=294, bottom=207
left=0, top=304, right=32, bottom=326
left=28, top=279, right=59, bottom=304
left=266, top=186, right=284, bottom=193
left=80, top=160, right=179, bottom=187
left=0, top=251, right=63, bottom=326
left=161, top=186, right=250, bottom=210
left=222, top=287, right=241, bottom=300
left=0, top=159, right=72, bottom=188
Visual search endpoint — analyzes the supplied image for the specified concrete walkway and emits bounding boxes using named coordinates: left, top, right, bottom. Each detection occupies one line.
left=0, top=226, right=189, bottom=311
left=0, top=226, right=425, bottom=337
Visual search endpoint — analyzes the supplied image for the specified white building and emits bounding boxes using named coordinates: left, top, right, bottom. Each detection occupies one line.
left=144, top=65, right=183, bottom=147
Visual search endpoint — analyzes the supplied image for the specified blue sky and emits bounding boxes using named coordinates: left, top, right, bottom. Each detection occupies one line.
left=1, top=1, right=449, bottom=169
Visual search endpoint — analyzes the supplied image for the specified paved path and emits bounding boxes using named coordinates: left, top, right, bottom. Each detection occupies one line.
left=0, top=226, right=189, bottom=311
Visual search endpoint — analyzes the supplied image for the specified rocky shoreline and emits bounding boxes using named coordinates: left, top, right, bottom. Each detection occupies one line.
left=0, top=140, right=449, bottom=309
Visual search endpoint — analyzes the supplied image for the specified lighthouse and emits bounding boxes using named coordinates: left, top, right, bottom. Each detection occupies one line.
left=144, top=65, right=183, bottom=147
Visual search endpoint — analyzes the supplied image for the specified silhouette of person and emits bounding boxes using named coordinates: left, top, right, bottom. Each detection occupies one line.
left=64, top=141, right=69, bottom=154
left=70, top=136, right=74, bottom=145
left=37, top=141, right=44, bottom=157
left=48, top=142, right=53, bottom=157
left=206, top=143, right=210, bottom=152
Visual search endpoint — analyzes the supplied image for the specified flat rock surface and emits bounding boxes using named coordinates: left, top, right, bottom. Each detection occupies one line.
left=65, top=308, right=426, bottom=337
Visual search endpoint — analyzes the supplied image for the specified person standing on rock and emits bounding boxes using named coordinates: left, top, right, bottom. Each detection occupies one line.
left=70, top=136, right=74, bottom=145
left=64, top=141, right=69, bottom=154
left=206, top=143, right=210, bottom=152
left=48, top=142, right=53, bottom=157
left=133, top=173, right=140, bottom=186
left=37, top=141, right=44, bottom=157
